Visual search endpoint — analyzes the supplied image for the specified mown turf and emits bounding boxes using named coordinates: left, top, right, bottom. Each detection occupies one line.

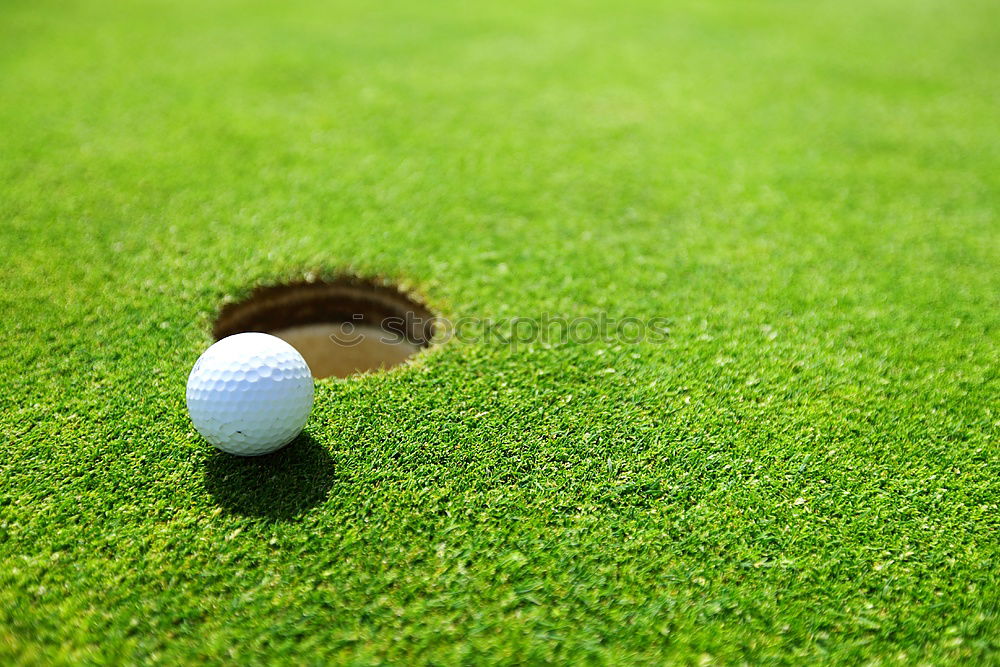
left=2, top=0, right=998, bottom=663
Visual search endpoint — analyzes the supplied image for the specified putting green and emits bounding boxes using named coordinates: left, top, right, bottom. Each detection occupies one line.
left=2, top=0, right=997, bottom=662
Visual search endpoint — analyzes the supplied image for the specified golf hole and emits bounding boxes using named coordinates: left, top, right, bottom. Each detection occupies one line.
left=213, top=278, right=436, bottom=379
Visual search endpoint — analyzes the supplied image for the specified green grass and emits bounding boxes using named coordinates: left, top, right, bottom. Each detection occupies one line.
left=2, top=0, right=998, bottom=662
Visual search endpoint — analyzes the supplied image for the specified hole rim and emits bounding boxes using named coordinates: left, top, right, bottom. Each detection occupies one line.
left=211, top=274, right=440, bottom=379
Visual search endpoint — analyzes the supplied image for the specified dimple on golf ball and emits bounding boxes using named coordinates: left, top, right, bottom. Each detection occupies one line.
left=186, top=332, right=314, bottom=456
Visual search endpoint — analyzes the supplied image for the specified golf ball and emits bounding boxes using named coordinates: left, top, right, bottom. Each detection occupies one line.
left=186, top=332, right=314, bottom=456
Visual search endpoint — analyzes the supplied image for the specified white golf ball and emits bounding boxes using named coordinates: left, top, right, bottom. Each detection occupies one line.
left=186, top=332, right=314, bottom=456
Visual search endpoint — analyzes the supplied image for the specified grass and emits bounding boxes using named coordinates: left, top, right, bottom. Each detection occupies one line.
left=1, top=0, right=998, bottom=662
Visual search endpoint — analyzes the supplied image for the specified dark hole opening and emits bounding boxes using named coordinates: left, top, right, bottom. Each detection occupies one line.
left=213, top=277, right=435, bottom=379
